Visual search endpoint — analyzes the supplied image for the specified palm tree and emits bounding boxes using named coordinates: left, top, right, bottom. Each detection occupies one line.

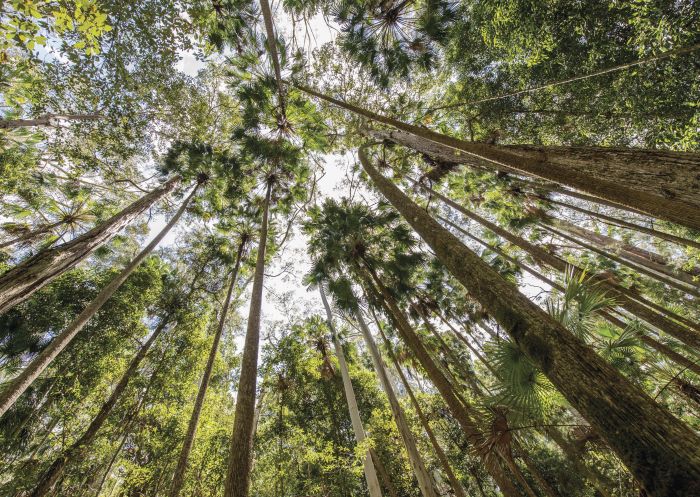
left=169, top=233, right=248, bottom=497
left=0, top=179, right=202, bottom=417
left=319, top=286, right=383, bottom=497
left=0, top=176, right=181, bottom=315
left=357, top=144, right=700, bottom=496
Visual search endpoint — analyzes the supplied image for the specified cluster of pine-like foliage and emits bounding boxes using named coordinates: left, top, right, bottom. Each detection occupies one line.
left=1, top=1, right=699, bottom=496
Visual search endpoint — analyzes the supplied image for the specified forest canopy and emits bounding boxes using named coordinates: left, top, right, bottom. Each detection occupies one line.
left=1, top=1, right=699, bottom=497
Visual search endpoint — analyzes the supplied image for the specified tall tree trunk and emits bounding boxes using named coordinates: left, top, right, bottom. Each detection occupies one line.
left=372, top=316, right=470, bottom=497
left=319, top=287, right=383, bottom=497
left=413, top=176, right=700, bottom=350
left=539, top=196, right=700, bottom=251
left=536, top=219, right=700, bottom=298
left=0, top=220, right=66, bottom=249
left=259, top=0, right=286, bottom=117
left=29, top=316, right=173, bottom=497
left=0, top=182, right=199, bottom=416
left=0, top=176, right=181, bottom=315
left=224, top=182, right=273, bottom=497
left=358, top=145, right=700, bottom=496
left=439, top=214, right=700, bottom=375
left=169, top=239, right=246, bottom=497
left=353, top=306, right=440, bottom=497
left=360, top=267, right=523, bottom=497
left=294, top=83, right=700, bottom=228
left=0, top=113, right=104, bottom=129
left=532, top=209, right=700, bottom=286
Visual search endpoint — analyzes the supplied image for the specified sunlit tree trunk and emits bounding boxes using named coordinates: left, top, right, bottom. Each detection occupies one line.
left=0, top=113, right=103, bottom=129
left=293, top=83, right=700, bottom=229
left=0, top=182, right=198, bottom=417
left=169, top=238, right=246, bottom=497
left=319, top=288, right=383, bottom=497
left=0, top=176, right=181, bottom=315
left=372, top=315, right=470, bottom=497
left=354, top=307, right=440, bottom=497
left=224, top=181, right=273, bottom=497
left=359, top=145, right=700, bottom=496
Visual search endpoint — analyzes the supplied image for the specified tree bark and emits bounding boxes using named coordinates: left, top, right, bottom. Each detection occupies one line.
left=360, top=268, right=523, bottom=497
left=169, top=239, right=246, bottom=497
left=354, top=307, right=440, bottom=497
left=373, top=317, right=470, bottom=497
left=0, top=220, right=66, bottom=249
left=224, top=182, right=273, bottom=497
left=349, top=117, right=700, bottom=228
left=359, top=145, right=700, bottom=496
left=0, top=113, right=104, bottom=129
left=413, top=176, right=700, bottom=350
left=0, top=182, right=198, bottom=417
left=259, top=0, right=286, bottom=117
left=319, top=288, right=383, bottom=497
left=0, top=176, right=181, bottom=315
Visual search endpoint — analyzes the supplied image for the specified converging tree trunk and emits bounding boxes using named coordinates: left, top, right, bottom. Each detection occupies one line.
left=169, top=237, right=246, bottom=497
left=354, top=307, right=440, bottom=497
left=224, top=181, right=273, bottom=497
left=358, top=145, right=700, bottom=496
left=0, top=113, right=104, bottom=129
left=29, top=313, right=175, bottom=497
left=0, top=181, right=199, bottom=417
left=0, top=176, right=181, bottom=315
left=319, top=287, right=383, bottom=497
left=372, top=314, right=470, bottom=497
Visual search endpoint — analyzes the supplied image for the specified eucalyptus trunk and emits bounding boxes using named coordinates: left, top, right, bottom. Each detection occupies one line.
left=360, top=267, right=523, bottom=497
left=373, top=318, right=470, bottom=497
left=169, top=239, right=246, bottom=497
left=359, top=145, right=700, bottom=496
left=224, top=182, right=273, bottom=497
left=0, top=182, right=198, bottom=417
left=319, top=288, right=383, bottom=497
left=354, top=307, right=440, bottom=497
left=0, top=113, right=103, bottom=129
left=0, top=176, right=181, bottom=315
left=414, top=176, right=700, bottom=350
left=440, top=214, right=700, bottom=375
left=295, top=83, right=700, bottom=227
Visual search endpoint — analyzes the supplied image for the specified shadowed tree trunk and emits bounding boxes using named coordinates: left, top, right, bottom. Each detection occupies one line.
left=372, top=314, right=470, bottom=497
left=0, top=113, right=104, bottom=129
left=354, top=307, right=440, bottom=497
left=293, top=83, right=700, bottom=229
left=0, top=181, right=199, bottom=417
left=0, top=176, right=181, bottom=315
left=169, top=237, right=246, bottom=497
left=224, top=181, right=273, bottom=497
left=0, top=220, right=67, bottom=249
left=358, top=145, right=700, bottom=496
left=319, top=287, right=383, bottom=497
left=359, top=267, right=523, bottom=497
left=411, top=176, right=700, bottom=350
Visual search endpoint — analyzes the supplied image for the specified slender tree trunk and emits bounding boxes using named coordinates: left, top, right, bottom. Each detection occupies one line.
left=0, top=176, right=181, bottom=315
left=224, top=182, right=273, bottom=497
left=319, top=287, right=383, bottom=497
left=373, top=317, right=470, bottom=497
left=353, top=306, right=440, bottom=497
left=414, top=176, right=700, bottom=350
left=29, top=314, right=173, bottom=497
left=360, top=268, right=523, bottom=497
left=540, top=196, right=700, bottom=251
left=440, top=214, right=700, bottom=375
left=0, top=220, right=66, bottom=249
left=169, top=239, right=246, bottom=497
left=536, top=220, right=700, bottom=298
left=0, top=182, right=198, bottom=417
left=259, top=0, right=286, bottom=116
left=0, top=113, right=104, bottom=129
left=358, top=145, right=700, bottom=496
left=294, top=83, right=700, bottom=227
left=533, top=210, right=700, bottom=286
left=369, top=448, right=400, bottom=497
